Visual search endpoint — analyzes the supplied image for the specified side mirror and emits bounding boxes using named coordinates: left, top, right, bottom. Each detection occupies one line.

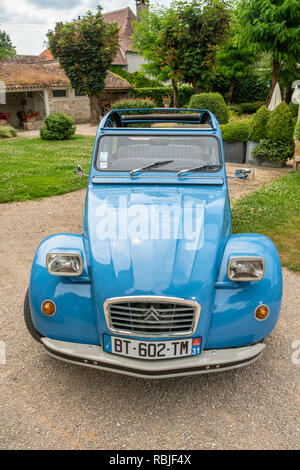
left=74, top=164, right=88, bottom=177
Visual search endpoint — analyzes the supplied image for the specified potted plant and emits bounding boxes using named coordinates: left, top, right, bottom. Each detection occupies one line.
left=253, top=102, right=295, bottom=167
left=20, top=110, right=41, bottom=122
left=162, top=95, right=171, bottom=108
left=0, top=112, right=10, bottom=126
left=246, top=105, right=270, bottom=165
left=220, top=120, right=249, bottom=163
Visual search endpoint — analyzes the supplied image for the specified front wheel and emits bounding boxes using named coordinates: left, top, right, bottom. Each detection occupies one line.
left=23, top=289, right=43, bottom=343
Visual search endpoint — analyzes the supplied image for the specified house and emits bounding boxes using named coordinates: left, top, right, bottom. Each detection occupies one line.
left=40, top=1, right=148, bottom=74
left=0, top=60, right=133, bottom=127
left=0, top=1, right=148, bottom=127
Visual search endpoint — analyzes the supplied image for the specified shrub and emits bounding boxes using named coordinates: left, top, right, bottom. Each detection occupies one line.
left=239, top=102, right=263, bottom=114
left=40, top=112, right=76, bottom=140
left=111, top=98, right=156, bottom=114
left=228, top=104, right=243, bottom=116
left=189, top=93, right=229, bottom=124
left=266, top=102, right=294, bottom=142
left=253, top=138, right=295, bottom=163
left=0, top=125, right=17, bottom=138
left=213, top=72, right=269, bottom=103
left=248, top=105, right=270, bottom=141
left=288, top=102, right=299, bottom=118
left=220, top=120, right=249, bottom=142
left=110, top=66, right=162, bottom=88
left=294, top=120, right=300, bottom=140
left=132, top=86, right=194, bottom=107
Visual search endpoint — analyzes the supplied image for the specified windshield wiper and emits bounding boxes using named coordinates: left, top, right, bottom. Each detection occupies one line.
left=130, top=160, right=174, bottom=176
left=177, top=164, right=221, bottom=177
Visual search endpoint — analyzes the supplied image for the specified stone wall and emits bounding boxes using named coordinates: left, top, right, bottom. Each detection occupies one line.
left=48, top=88, right=131, bottom=123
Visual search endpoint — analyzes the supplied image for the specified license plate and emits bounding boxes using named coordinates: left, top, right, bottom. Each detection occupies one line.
left=103, top=335, right=201, bottom=360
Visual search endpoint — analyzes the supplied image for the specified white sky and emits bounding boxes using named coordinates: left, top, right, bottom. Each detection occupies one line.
left=0, top=0, right=171, bottom=55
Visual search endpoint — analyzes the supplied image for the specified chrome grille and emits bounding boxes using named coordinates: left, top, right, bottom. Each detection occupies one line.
left=104, top=296, right=200, bottom=337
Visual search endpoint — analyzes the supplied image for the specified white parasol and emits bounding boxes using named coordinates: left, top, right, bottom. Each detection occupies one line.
left=268, top=82, right=282, bottom=111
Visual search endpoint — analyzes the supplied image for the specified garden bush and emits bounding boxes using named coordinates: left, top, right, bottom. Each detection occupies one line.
left=294, top=120, right=300, bottom=140
left=248, top=105, right=270, bottom=141
left=228, top=104, right=243, bottom=116
left=266, top=102, right=294, bottom=142
left=288, top=102, right=299, bottom=119
left=132, top=86, right=194, bottom=108
left=189, top=93, right=229, bottom=124
left=253, top=103, right=295, bottom=163
left=0, top=125, right=17, bottom=138
left=220, top=120, right=249, bottom=142
left=253, top=139, right=295, bottom=163
left=40, top=112, right=76, bottom=140
left=111, top=98, right=156, bottom=114
left=239, top=102, right=263, bottom=114
left=110, top=66, right=162, bottom=88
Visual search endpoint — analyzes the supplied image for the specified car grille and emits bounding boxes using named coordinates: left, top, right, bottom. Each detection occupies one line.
left=104, top=297, right=200, bottom=337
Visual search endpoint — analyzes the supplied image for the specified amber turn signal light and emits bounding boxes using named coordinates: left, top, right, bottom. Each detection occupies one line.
left=41, top=300, right=56, bottom=316
left=255, top=305, right=269, bottom=321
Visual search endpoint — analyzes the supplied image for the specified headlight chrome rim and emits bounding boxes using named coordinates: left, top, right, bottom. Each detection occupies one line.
left=46, top=252, right=83, bottom=276
left=227, top=256, right=265, bottom=282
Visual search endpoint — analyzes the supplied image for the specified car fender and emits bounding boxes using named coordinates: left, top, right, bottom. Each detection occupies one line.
left=206, top=233, right=282, bottom=348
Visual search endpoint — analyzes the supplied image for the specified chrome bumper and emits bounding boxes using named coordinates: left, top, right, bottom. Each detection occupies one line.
left=41, top=337, right=265, bottom=379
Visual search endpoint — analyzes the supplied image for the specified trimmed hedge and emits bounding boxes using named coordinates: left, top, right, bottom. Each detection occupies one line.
left=266, top=102, right=294, bottom=142
left=213, top=72, right=269, bottom=103
left=294, top=120, right=300, bottom=140
left=131, top=86, right=194, bottom=108
left=220, top=120, right=249, bottom=142
left=189, top=93, right=229, bottom=124
left=111, top=98, right=156, bottom=114
left=110, top=66, right=162, bottom=88
left=40, top=112, right=76, bottom=140
left=248, top=105, right=270, bottom=141
left=289, top=102, right=299, bottom=119
left=253, top=138, right=295, bottom=163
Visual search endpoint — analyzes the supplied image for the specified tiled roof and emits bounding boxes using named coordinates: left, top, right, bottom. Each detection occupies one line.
left=103, top=7, right=137, bottom=52
left=0, top=62, right=133, bottom=91
left=39, top=7, right=137, bottom=67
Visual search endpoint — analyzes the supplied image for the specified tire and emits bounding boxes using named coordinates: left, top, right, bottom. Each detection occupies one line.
left=24, top=289, right=43, bottom=343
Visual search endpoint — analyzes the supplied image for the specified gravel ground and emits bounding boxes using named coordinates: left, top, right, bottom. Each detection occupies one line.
left=0, top=175, right=299, bottom=450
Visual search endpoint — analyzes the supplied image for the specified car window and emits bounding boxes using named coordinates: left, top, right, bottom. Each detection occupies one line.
left=95, top=135, right=221, bottom=172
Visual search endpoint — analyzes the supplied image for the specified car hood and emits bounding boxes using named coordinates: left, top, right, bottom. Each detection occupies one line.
left=85, top=184, right=230, bottom=343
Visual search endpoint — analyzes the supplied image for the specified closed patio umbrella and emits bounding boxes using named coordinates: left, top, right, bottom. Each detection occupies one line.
left=268, top=82, right=282, bottom=111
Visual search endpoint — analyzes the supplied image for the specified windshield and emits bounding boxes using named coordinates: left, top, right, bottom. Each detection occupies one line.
left=95, top=135, right=221, bottom=173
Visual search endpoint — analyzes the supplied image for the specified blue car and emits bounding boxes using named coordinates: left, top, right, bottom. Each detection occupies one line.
left=24, top=108, right=282, bottom=378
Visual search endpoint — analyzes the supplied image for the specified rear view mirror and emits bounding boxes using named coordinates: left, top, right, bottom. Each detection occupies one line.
left=74, top=164, right=88, bottom=177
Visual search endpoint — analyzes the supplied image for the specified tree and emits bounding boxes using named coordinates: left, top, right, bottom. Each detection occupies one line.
left=132, top=6, right=184, bottom=106
left=216, top=23, right=257, bottom=104
left=175, top=0, right=231, bottom=93
left=0, top=29, right=16, bottom=61
left=132, top=1, right=231, bottom=103
left=47, top=6, right=119, bottom=125
left=236, top=0, right=300, bottom=106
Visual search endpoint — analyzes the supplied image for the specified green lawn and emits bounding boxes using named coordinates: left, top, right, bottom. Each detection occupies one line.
left=0, top=136, right=94, bottom=203
left=232, top=171, right=300, bottom=272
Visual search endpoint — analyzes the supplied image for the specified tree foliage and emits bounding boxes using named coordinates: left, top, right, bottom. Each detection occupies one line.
left=215, top=20, right=257, bottom=103
left=47, top=6, right=119, bottom=125
left=132, top=0, right=231, bottom=104
left=235, top=0, right=300, bottom=105
left=0, top=30, right=16, bottom=61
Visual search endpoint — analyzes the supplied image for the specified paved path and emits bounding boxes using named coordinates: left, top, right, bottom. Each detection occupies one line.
left=0, top=185, right=299, bottom=449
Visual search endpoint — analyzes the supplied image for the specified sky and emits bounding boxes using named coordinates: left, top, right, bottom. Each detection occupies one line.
left=0, top=0, right=171, bottom=56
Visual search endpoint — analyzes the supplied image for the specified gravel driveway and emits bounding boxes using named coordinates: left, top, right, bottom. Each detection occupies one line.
left=0, top=184, right=299, bottom=450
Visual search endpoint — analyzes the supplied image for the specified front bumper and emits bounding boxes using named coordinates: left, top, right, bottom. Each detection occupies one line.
left=41, top=337, right=265, bottom=379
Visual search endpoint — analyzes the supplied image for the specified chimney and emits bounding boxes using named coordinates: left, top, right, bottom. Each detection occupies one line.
left=136, top=0, right=148, bottom=20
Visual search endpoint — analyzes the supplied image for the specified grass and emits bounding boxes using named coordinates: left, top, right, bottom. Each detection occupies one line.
left=0, top=136, right=94, bottom=203
left=232, top=171, right=300, bottom=272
